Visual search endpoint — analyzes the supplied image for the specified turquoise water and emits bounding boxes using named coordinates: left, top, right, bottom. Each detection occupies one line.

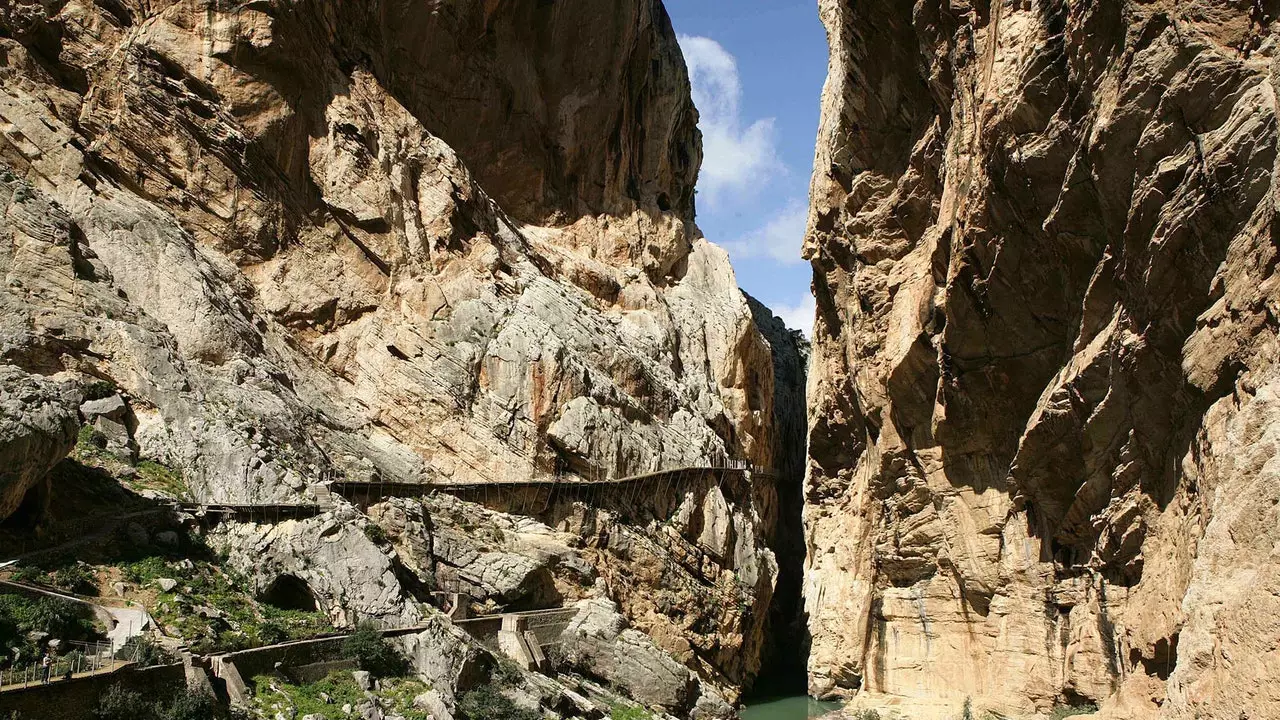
left=740, top=695, right=845, bottom=719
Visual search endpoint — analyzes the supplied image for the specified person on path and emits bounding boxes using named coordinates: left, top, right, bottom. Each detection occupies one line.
left=40, top=652, right=52, bottom=684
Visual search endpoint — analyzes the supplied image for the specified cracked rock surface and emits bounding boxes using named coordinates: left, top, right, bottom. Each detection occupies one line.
left=804, top=1, right=1280, bottom=718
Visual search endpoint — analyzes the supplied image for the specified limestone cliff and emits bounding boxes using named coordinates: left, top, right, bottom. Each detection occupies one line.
left=804, top=1, right=1280, bottom=718
left=0, top=0, right=790, bottom=708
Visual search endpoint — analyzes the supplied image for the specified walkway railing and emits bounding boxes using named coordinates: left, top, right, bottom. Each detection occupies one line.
left=0, top=638, right=146, bottom=692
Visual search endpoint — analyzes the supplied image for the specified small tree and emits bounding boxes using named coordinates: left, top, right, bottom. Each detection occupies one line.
left=341, top=622, right=407, bottom=678
left=115, top=635, right=173, bottom=667
left=157, top=688, right=221, bottom=720
left=458, top=685, right=541, bottom=720
left=95, top=684, right=150, bottom=720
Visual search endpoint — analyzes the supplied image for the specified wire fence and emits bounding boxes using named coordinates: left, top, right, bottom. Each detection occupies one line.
left=0, top=638, right=144, bottom=692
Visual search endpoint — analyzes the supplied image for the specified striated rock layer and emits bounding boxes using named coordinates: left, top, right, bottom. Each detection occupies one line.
left=803, top=1, right=1279, bottom=718
left=0, top=0, right=800, bottom=704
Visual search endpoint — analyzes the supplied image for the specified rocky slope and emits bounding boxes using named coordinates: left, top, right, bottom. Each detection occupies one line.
left=803, top=1, right=1279, bottom=718
left=0, top=0, right=804, bottom=711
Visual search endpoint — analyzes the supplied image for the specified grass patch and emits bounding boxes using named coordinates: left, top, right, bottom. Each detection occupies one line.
left=250, top=672, right=429, bottom=720
left=151, top=563, right=332, bottom=654
left=132, top=461, right=187, bottom=499
left=72, top=423, right=186, bottom=500
left=610, top=703, right=653, bottom=720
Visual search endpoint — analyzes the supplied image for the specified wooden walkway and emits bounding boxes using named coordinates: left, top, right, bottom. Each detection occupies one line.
left=177, top=463, right=770, bottom=523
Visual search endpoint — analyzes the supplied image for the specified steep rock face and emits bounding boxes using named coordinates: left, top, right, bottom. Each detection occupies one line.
left=804, top=1, right=1279, bottom=718
left=0, top=0, right=772, bottom=503
left=0, top=365, right=79, bottom=522
left=0, top=0, right=784, bottom=704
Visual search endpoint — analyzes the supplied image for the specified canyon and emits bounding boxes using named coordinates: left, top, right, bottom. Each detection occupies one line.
left=3, top=0, right=1279, bottom=719
left=803, top=1, right=1280, bottom=719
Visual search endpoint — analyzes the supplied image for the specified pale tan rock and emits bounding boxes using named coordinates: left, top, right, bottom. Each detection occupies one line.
left=805, top=1, right=1280, bottom=718
left=0, top=0, right=799, bottom=706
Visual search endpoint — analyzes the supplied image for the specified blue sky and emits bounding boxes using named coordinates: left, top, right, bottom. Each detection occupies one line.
left=666, top=0, right=828, bottom=335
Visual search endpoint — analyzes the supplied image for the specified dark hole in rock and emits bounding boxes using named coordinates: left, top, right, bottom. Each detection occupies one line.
left=259, top=574, right=318, bottom=612
left=1, top=483, right=48, bottom=532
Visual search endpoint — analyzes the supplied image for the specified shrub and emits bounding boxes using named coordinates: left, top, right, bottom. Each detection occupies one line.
left=158, top=688, right=221, bottom=720
left=115, top=635, right=173, bottom=667
left=362, top=523, right=389, bottom=545
left=457, top=685, right=541, bottom=720
left=8, top=566, right=46, bottom=585
left=341, top=622, right=408, bottom=678
left=94, top=684, right=149, bottom=720
left=25, top=597, right=98, bottom=641
left=82, top=380, right=118, bottom=401
left=53, top=565, right=99, bottom=595
left=493, top=657, right=524, bottom=687
left=961, top=697, right=974, bottom=720
left=95, top=684, right=227, bottom=720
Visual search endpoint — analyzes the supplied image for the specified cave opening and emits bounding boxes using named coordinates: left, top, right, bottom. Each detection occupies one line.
left=259, top=574, right=318, bottom=612
left=0, top=482, right=49, bottom=533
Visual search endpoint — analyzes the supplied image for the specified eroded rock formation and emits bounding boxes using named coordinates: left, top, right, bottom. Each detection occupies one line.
left=804, top=1, right=1279, bottom=718
left=0, top=0, right=802, bottom=710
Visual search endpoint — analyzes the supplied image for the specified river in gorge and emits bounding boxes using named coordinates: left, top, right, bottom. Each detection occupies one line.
left=740, top=694, right=845, bottom=719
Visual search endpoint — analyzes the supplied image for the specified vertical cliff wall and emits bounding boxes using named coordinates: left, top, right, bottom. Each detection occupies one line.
left=803, top=1, right=1279, bottom=718
left=0, top=0, right=793, bottom=706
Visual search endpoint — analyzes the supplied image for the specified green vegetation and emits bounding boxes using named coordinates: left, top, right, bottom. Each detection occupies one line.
left=94, top=684, right=232, bottom=720
left=82, top=379, right=118, bottom=401
left=75, top=425, right=110, bottom=460
left=610, top=703, right=654, bottom=720
left=10, top=527, right=331, bottom=655
left=457, top=685, right=542, bottom=720
left=114, top=635, right=174, bottom=667
left=1048, top=703, right=1098, bottom=720
left=0, top=593, right=100, bottom=660
left=53, top=564, right=100, bottom=595
left=145, top=561, right=331, bottom=653
left=493, top=657, right=525, bottom=686
left=133, top=460, right=187, bottom=499
left=249, top=672, right=429, bottom=720
left=72, top=423, right=187, bottom=500
left=362, top=523, right=389, bottom=545
left=962, top=697, right=974, bottom=720
left=341, top=622, right=409, bottom=678
left=849, top=710, right=882, bottom=720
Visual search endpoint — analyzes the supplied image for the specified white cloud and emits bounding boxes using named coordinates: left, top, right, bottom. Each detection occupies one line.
left=772, top=295, right=815, bottom=338
left=721, top=200, right=808, bottom=265
left=678, top=35, right=783, bottom=206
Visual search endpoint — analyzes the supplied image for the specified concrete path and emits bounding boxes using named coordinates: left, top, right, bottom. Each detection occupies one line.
left=0, top=580, right=151, bottom=652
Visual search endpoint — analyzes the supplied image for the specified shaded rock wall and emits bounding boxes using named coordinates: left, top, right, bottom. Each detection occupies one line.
left=803, top=1, right=1280, bottom=718
left=746, top=295, right=810, bottom=691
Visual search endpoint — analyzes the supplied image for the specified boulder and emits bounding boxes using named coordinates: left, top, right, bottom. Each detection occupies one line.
left=560, top=599, right=697, bottom=714
left=352, top=670, right=373, bottom=691
left=0, top=366, right=79, bottom=523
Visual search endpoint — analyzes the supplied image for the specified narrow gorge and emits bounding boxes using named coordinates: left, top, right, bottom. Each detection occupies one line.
left=0, top=1, right=1276, bottom=720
